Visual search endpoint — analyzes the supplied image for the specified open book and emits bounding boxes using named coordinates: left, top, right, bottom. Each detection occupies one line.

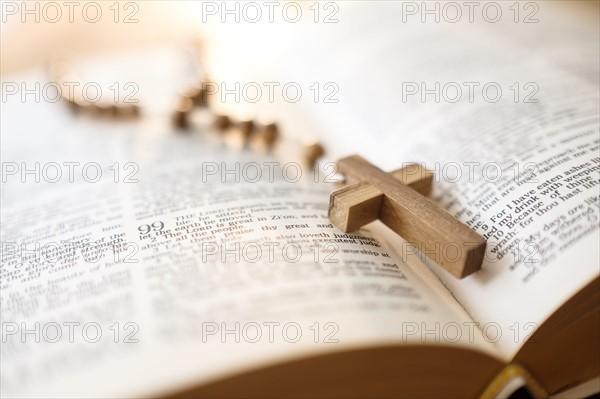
left=1, top=1, right=598, bottom=398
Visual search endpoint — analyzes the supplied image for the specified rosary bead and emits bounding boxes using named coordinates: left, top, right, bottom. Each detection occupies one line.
left=250, top=122, right=279, bottom=152
left=185, top=86, right=209, bottom=107
left=304, top=142, right=325, bottom=169
left=238, top=120, right=255, bottom=139
left=172, top=96, right=194, bottom=130
left=263, top=123, right=279, bottom=149
left=214, top=115, right=231, bottom=132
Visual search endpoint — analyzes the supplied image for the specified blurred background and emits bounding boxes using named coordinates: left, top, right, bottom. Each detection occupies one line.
left=3, top=0, right=599, bottom=164
left=1, top=0, right=598, bottom=75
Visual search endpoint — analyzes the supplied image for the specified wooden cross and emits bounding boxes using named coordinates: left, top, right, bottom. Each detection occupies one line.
left=328, top=155, right=486, bottom=279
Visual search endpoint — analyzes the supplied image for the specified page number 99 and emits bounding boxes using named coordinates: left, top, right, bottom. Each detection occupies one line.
left=138, top=221, right=164, bottom=235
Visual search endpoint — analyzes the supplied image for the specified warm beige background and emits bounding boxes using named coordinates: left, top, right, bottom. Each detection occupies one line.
left=1, top=1, right=204, bottom=75
left=1, top=0, right=599, bottom=75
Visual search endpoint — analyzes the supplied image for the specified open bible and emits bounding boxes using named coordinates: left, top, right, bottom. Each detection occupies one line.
left=1, top=1, right=599, bottom=398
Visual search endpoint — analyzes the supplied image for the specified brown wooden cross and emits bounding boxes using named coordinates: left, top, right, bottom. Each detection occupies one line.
left=328, top=155, right=486, bottom=279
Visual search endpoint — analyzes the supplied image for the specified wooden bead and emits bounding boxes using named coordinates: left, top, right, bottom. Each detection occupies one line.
left=239, top=120, right=254, bottom=134
left=131, top=104, right=141, bottom=117
left=172, top=111, right=188, bottom=129
left=185, top=86, right=209, bottom=107
left=222, top=121, right=254, bottom=150
left=172, top=96, right=194, bottom=130
left=304, top=142, right=325, bottom=168
left=250, top=122, right=279, bottom=152
left=263, top=123, right=279, bottom=147
left=197, top=88, right=210, bottom=107
left=238, top=120, right=255, bottom=139
left=109, top=104, right=121, bottom=118
left=214, top=115, right=231, bottom=132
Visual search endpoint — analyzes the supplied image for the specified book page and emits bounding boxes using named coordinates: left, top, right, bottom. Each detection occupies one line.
left=0, top=64, right=498, bottom=398
left=202, top=1, right=599, bottom=358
